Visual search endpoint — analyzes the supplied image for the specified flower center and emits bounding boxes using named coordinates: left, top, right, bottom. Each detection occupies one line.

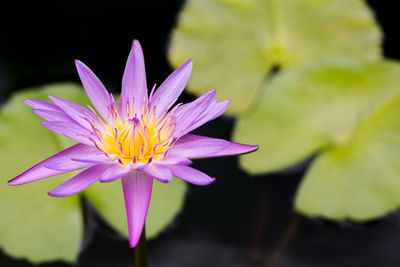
left=93, top=105, right=175, bottom=165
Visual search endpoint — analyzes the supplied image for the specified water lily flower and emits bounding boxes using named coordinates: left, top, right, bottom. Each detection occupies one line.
left=8, top=40, right=258, bottom=248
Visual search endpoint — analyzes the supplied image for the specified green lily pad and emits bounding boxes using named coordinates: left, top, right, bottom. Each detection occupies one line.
left=234, top=60, right=400, bottom=221
left=168, top=0, right=382, bottom=114
left=0, top=83, right=187, bottom=263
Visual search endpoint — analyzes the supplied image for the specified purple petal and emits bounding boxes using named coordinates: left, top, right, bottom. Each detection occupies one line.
left=175, top=134, right=258, bottom=158
left=173, top=89, right=215, bottom=119
left=167, top=165, right=215, bottom=186
left=33, top=109, right=75, bottom=122
left=183, top=100, right=229, bottom=134
left=119, top=40, right=148, bottom=118
left=207, top=141, right=259, bottom=157
left=24, top=99, right=63, bottom=112
left=144, top=164, right=172, bottom=183
left=101, top=163, right=131, bottom=182
left=171, top=134, right=230, bottom=159
left=205, top=100, right=230, bottom=121
left=48, top=165, right=108, bottom=197
left=75, top=60, right=111, bottom=120
left=131, top=162, right=151, bottom=171
left=41, top=121, right=93, bottom=145
left=45, top=148, right=101, bottom=171
left=157, top=152, right=192, bottom=165
left=8, top=144, right=91, bottom=186
left=151, top=60, right=192, bottom=118
left=45, top=160, right=95, bottom=172
left=48, top=96, right=96, bottom=130
left=71, top=152, right=110, bottom=164
left=172, top=90, right=216, bottom=137
left=121, top=171, right=153, bottom=248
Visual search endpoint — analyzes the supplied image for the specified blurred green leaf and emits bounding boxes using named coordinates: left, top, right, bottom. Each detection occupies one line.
left=169, top=0, right=381, bottom=114
left=0, top=83, right=187, bottom=263
left=234, top=60, right=400, bottom=220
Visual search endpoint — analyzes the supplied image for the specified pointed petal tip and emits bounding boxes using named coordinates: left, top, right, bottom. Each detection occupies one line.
left=206, top=89, right=217, bottom=99
left=234, top=143, right=259, bottom=154
left=249, top=145, right=259, bottom=152
left=237, top=144, right=259, bottom=156
left=130, top=40, right=144, bottom=55
left=47, top=95, right=58, bottom=102
left=167, top=165, right=216, bottom=186
left=74, top=59, right=89, bottom=68
left=47, top=191, right=59, bottom=197
left=40, top=121, right=47, bottom=127
left=74, top=60, right=87, bottom=72
left=204, top=141, right=259, bottom=158
left=203, top=177, right=216, bottom=186
left=7, top=170, right=42, bottom=186
left=47, top=95, right=61, bottom=103
left=47, top=188, right=67, bottom=197
left=144, top=164, right=173, bottom=183
left=132, top=39, right=142, bottom=48
left=48, top=165, right=106, bottom=197
left=8, top=174, right=36, bottom=186
left=8, top=178, right=19, bottom=186
left=9, top=165, right=56, bottom=186
left=183, top=59, right=193, bottom=69
left=176, top=59, right=193, bottom=73
left=219, top=99, right=231, bottom=112
left=23, top=99, right=34, bottom=107
left=47, top=191, right=71, bottom=198
left=129, top=238, right=139, bottom=248
left=201, top=89, right=216, bottom=98
left=47, top=188, right=70, bottom=197
left=99, top=179, right=114, bottom=183
left=175, top=59, right=193, bottom=78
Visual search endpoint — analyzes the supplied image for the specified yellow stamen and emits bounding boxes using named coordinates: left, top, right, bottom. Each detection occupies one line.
left=95, top=104, right=175, bottom=165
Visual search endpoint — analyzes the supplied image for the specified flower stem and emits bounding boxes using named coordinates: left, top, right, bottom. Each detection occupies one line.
left=267, top=214, right=302, bottom=267
left=135, top=225, right=149, bottom=267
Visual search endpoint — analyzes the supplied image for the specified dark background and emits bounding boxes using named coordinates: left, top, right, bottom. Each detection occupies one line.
left=1, top=1, right=400, bottom=266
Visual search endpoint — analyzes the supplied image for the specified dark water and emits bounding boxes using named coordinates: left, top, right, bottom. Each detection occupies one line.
left=1, top=0, right=400, bottom=266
